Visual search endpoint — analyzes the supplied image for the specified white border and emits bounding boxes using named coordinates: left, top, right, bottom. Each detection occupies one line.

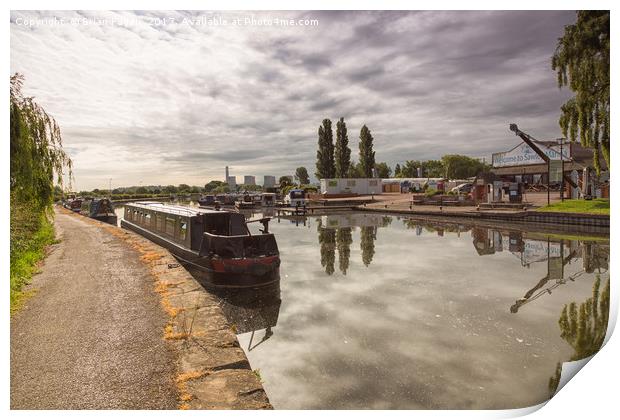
left=3, top=2, right=617, bottom=419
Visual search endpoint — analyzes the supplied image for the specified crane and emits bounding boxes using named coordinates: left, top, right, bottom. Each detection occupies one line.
left=508, top=124, right=578, bottom=203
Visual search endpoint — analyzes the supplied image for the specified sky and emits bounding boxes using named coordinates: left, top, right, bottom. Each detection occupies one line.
left=10, top=10, right=576, bottom=191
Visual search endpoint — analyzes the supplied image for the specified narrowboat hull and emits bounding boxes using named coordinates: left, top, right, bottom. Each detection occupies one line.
left=92, top=214, right=118, bottom=225
left=235, top=201, right=255, bottom=210
left=121, top=219, right=280, bottom=288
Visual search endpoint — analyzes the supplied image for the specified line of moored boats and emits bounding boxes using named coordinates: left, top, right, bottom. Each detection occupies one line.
left=198, top=189, right=307, bottom=210
left=62, top=197, right=118, bottom=225
left=58, top=188, right=313, bottom=289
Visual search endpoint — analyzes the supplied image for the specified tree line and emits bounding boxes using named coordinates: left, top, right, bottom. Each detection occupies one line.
left=394, top=155, right=491, bottom=179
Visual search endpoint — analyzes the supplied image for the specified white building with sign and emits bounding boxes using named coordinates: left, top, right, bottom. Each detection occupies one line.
left=320, top=178, right=383, bottom=196
left=492, top=142, right=570, bottom=168
left=490, top=138, right=606, bottom=199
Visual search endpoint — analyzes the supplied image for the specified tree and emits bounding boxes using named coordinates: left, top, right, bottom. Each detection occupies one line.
left=400, top=159, right=445, bottom=178
left=204, top=180, right=225, bottom=192
left=294, top=167, right=310, bottom=185
left=163, top=185, right=178, bottom=194
left=315, top=119, right=335, bottom=179
left=394, top=163, right=402, bottom=178
left=279, top=175, right=293, bottom=189
left=10, top=74, right=72, bottom=209
left=375, top=162, right=392, bottom=178
left=552, top=11, right=609, bottom=174
left=178, top=184, right=191, bottom=192
left=347, top=162, right=363, bottom=178
left=213, top=184, right=230, bottom=194
left=239, top=184, right=262, bottom=192
left=136, top=186, right=148, bottom=194
left=441, top=155, right=489, bottom=179
left=358, top=125, right=376, bottom=178
left=334, top=117, right=351, bottom=178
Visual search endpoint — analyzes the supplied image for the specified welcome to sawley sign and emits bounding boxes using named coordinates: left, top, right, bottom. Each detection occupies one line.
left=492, top=142, right=570, bottom=168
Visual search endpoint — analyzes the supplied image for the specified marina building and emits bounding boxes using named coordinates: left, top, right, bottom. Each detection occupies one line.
left=484, top=138, right=609, bottom=202
left=319, top=178, right=382, bottom=197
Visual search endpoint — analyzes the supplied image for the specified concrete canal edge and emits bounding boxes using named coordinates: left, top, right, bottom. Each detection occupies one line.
left=70, top=210, right=272, bottom=410
left=357, top=206, right=610, bottom=229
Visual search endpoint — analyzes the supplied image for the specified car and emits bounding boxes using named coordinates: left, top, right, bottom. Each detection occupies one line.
left=450, top=183, right=473, bottom=194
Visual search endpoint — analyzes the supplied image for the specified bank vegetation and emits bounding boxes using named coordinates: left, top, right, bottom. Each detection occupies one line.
left=10, top=74, right=72, bottom=312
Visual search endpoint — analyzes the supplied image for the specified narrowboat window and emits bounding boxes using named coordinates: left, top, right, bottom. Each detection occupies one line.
left=179, top=221, right=187, bottom=240
left=165, top=217, right=176, bottom=236
left=145, top=213, right=151, bottom=224
left=156, top=214, right=163, bottom=231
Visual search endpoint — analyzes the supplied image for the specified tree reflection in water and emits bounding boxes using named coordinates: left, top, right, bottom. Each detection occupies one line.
left=336, top=228, right=353, bottom=274
left=318, top=222, right=336, bottom=275
left=548, top=275, right=610, bottom=397
left=360, top=226, right=376, bottom=266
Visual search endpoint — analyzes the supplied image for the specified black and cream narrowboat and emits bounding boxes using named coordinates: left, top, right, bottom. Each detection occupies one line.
left=120, top=202, right=280, bottom=288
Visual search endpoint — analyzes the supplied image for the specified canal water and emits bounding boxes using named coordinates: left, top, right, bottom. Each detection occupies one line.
left=115, top=205, right=610, bottom=409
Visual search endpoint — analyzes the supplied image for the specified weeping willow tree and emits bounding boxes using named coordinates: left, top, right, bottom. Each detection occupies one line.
left=10, top=73, right=72, bottom=208
left=10, top=73, right=73, bottom=311
left=552, top=11, right=610, bottom=174
left=548, top=276, right=610, bottom=397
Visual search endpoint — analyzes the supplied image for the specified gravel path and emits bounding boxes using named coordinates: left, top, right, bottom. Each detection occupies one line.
left=11, top=209, right=178, bottom=409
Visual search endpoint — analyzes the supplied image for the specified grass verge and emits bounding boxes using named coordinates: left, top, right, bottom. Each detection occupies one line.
left=536, top=198, right=610, bottom=215
left=10, top=199, right=57, bottom=313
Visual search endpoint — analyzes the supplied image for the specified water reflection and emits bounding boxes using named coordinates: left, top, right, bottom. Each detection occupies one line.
left=317, top=221, right=336, bottom=276
left=360, top=226, right=376, bottom=267
left=114, top=205, right=610, bottom=409
left=207, top=280, right=282, bottom=351
left=548, top=276, right=610, bottom=396
left=240, top=213, right=610, bottom=409
left=336, top=228, right=353, bottom=275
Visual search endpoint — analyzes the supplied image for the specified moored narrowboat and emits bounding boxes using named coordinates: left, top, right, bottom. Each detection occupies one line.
left=262, top=192, right=276, bottom=207
left=197, top=194, right=215, bottom=206
left=69, top=198, right=83, bottom=212
left=235, top=192, right=255, bottom=210
left=80, top=198, right=118, bottom=225
left=120, top=202, right=280, bottom=288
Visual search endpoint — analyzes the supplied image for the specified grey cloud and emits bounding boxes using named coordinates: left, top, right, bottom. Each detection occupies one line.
left=10, top=10, right=577, bottom=189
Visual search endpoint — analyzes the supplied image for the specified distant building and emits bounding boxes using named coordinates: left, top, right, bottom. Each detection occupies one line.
left=227, top=176, right=237, bottom=189
left=243, top=175, right=256, bottom=185
left=263, top=175, right=276, bottom=188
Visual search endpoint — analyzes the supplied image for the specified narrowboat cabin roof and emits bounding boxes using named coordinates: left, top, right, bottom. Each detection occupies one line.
left=129, top=201, right=222, bottom=216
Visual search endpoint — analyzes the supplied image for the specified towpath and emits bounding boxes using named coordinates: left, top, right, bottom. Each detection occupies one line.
left=10, top=208, right=178, bottom=409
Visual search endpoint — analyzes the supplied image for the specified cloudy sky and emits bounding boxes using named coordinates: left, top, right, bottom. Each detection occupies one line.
left=11, top=10, right=575, bottom=190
